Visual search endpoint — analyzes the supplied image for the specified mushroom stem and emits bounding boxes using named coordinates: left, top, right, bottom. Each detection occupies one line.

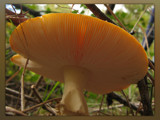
left=56, top=66, right=89, bottom=115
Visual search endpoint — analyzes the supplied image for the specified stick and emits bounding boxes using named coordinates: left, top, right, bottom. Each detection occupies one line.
left=6, top=67, right=21, bottom=84
left=6, top=106, right=27, bottom=116
left=29, top=76, right=44, bottom=97
left=23, top=98, right=61, bottom=113
left=137, top=76, right=153, bottom=115
left=148, top=58, right=155, bottom=70
left=104, top=4, right=127, bottom=31
left=99, top=95, right=105, bottom=112
left=106, top=92, right=143, bottom=115
left=20, top=58, right=29, bottom=111
left=6, top=87, right=39, bottom=103
left=106, top=4, right=115, bottom=15
left=130, top=6, right=148, bottom=33
left=121, top=90, right=134, bottom=116
left=85, top=4, right=116, bottom=25
left=147, top=72, right=155, bottom=86
left=31, top=85, right=56, bottom=115
left=138, top=24, right=150, bottom=57
left=12, top=4, right=41, bottom=17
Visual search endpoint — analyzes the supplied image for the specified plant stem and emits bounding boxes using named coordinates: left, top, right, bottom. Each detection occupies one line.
left=137, top=76, right=153, bottom=115
left=20, top=58, right=29, bottom=111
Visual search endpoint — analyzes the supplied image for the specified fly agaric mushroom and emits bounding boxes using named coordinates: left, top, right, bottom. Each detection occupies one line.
left=9, top=13, right=148, bottom=115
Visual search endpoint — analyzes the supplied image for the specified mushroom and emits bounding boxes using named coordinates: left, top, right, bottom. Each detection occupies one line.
left=9, top=13, right=148, bottom=115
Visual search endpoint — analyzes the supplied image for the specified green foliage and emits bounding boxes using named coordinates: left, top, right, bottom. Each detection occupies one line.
left=24, top=4, right=39, bottom=11
left=44, top=4, right=71, bottom=13
left=45, top=7, right=52, bottom=14
left=91, top=14, right=96, bottom=17
left=80, top=10, right=85, bottom=14
left=43, top=81, right=60, bottom=101
left=80, top=4, right=87, bottom=9
left=72, top=10, right=79, bottom=14
left=25, top=71, right=40, bottom=82
left=6, top=22, right=16, bottom=43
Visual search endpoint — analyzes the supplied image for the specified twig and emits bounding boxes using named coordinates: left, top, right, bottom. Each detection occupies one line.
left=11, top=4, right=22, bottom=26
left=12, top=4, right=41, bottom=17
left=85, top=4, right=117, bottom=25
left=25, top=76, right=44, bottom=108
left=6, top=67, right=21, bottom=84
left=31, top=85, right=56, bottom=115
left=11, top=4, right=17, bottom=14
left=148, top=58, right=155, bottom=70
left=121, top=90, right=134, bottom=116
left=6, top=106, right=27, bottom=116
left=150, top=84, right=154, bottom=107
left=20, top=58, right=29, bottom=111
left=138, top=24, right=150, bottom=58
left=93, top=111, right=111, bottom=116
left=6, top=8, right=28, bottom=26
left=143, top=8, right=154, bottom=50
left=23, top=98, right=61, bottom=113
left=130, top=6, right=148, bottom=33
left=31, top=85, right=43, bottom=102
left=70, top=4, right=75, bottom=13
left=6, top=93, right=21, bottom=100
left=136, top=102, right=143, bottom=116
left=35, top=76, right=44, bottom=88
left=106, top=92, right=143, bottom=115
left=104, top=4, right=127, bottom=31
left=6, top=87, right=39, bottom=103
left=56, top=4, right=74, bottom=11
left=6, top=8, right=15, bottom=15
left=99, top=95, right=105, bottom=112
left=147, top=72, right=155, bottom=86
left=29, top=76, right=44, bottom=97
left=106, top=4, right=115, bottom=15
left=137, top=76, right=153, bottom=115
left=147, top=23, right=154, bottom=38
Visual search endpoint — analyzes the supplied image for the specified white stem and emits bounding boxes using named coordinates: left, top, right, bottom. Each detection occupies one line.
left=57, top=66, right=89, bottom=115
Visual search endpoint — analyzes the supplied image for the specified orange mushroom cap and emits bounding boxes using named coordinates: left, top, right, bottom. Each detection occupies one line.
left=10, top=13, right=148, bottom=94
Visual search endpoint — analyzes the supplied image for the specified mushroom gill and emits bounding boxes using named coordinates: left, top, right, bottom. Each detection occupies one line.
left=10, top=13, right=148, bottom=115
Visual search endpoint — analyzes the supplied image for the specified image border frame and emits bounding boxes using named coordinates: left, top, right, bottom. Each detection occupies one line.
left=0, top=0, right=160, bottom=120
